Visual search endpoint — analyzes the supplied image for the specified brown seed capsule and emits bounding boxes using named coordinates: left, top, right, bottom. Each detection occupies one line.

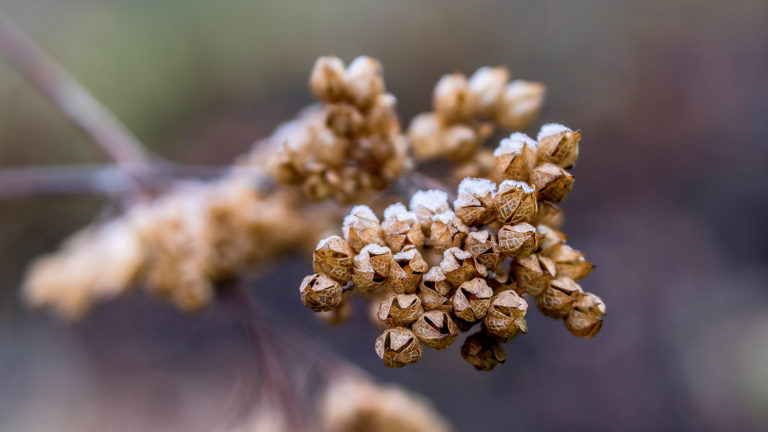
left=378, top=294, right=423, bottom=326
left=460, top=332, right=506, bottom=371
left=313, top=235, right=355, bottom=283
left=300, top=273, right=343, bottom=312
left=352, top=244, right=393, bottom=293
left=512, top=254, right=556, bottom=296
left=409, top=189, right=450, bottom=235
left=440, top=247, right=482, bottom=287
left=483, top=290, right=528, bottom=339
left=497, top=223, right=542, bottom=257
left=389, top=246, right=429, bottom=294
left=443, top=124, right=483, bottom=161
left=453, top=178, right=497, bottom=226
left=429, top=211, right=469, bottom=253
left=343, top=205, right=385, bottom=252
left=452, top=278, right=493, bottom=322
left=536, top=224, right=568, bottom=255
left=343, top=56, right=385, bottom=108
left=493, top=180, right=538, bottom=225
left=464, top=230, right=500, bottom=270
left=565, top=292, right=606, bottom=338
left=533, top=201, right=564, bottom=228
left=433, top=73, right=469, bottom=122
left=531, top=163, right=574, bottom=203
left=467, top=66, right=509, bottom=118
left=411, top=309, right=458, bottom=350
left=536, top=123, right=581, bottom=168
left=493, top=133, right=538, bottom=181
left=494, top=80, right=546, bottom=130
left=417, top=267, right=454, bottom=311
left=325, top=103, right=366, bottom=137
left=381, top=203, right=425, bottom=253
left=309, top=56, right=346, bottom=103
left=547, top=244, right=594, bottom=280
left=375, top=327, right=423, bottom=368
left=536, top=276, right=582, bottom=318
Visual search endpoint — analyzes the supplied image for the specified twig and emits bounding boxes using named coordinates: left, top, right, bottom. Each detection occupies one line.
left=0, top=13, right=151, bottom=182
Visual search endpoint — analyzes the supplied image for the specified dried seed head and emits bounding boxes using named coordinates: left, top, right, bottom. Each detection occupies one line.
left=464, top=230, right=500, bottom=270
left=343, top=205, right=385, bottom=252
left=531, top=163, right=574, bottom=203
left=536, top=123, right=581, bottom=168
left=409, top=189, right=450, bottom=234
left=375, top=326, right=423, bottom=368
left=433, top=73, right=469, bottom=121
left=533, top=201, right=564, bottom=228
left=408, top=113, right=446, bottom=160
left=467, top=66, right=510, bottom=118
left=389, top=246, right=429, bottom=294
left=378, top=294, right=423, bottom=326
left=443, top=124, right=484, bottom=161
left=353, top=244, right=394, bottom=293
left=452, top=278, right=493, bottom=322
left=497, top=223, right=542, bottom=257
left=565, top=292, right=606, bottom=338
left=460, top=332, right=506, bottom=371
left=512, top=254, right=556, bottom=296
left=382, top=203, right=425, bottom=253
left=453, top=177, right=497, bottom=226
left=429, top=211, right=469, bottom=253
left=309, top=56, right=346, bottom=103
left=483, top=290, right=528, bottom=339
left=313, top=235, right=355, bottom=283
left=344, top=56, right=385, bottom=108
left=417, top=267, right=454, bottom=311
left=412, top=309, right=458, bottom=350
left=495, top=80, right=546, bottom=130
left=493, top=180, right=538, bottom=225
left=440, top=247, right=482, bottom=287
left=547, top=244, right=594, bottom=280
left=300, top=273, right=343, bottom=312
left=493, top=133, right=538, bottom=181
left=537, top=276, right=582, bottom=318
left=536, top=224, right=568, bottom=255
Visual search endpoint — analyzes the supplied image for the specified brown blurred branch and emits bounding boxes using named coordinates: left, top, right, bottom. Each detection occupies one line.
left=0, top=13, right=152, bottom=182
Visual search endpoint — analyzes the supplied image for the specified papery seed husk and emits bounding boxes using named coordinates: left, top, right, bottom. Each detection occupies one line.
left=464, top=230, right=501, bottom=270
left=497, top=223, right=541, bottom=257
left=353, top=244, right=393, bottom=293
left=483, top=290, right=528, bottom=339
left=531, top=163, right=574, bottom=203
left=536, top=276, right=582, bottom=318
left=388, top=246, right=429, bottom=294
left=375, top=327, right=423, bottom=368
left=537, top=128, right=581, bottom=168
left=565, top=292, right=605, bottom=338
left=533, top=201, right=564, bottom=228
left=412, top=309, right=458, bottom=350
left=547, top=244, right=595, bottom=280
left=460, top=332, right=506, bottom=371
left=440, top=247, right=482, bottom=287
left=417, top=267, right=454, bottom=310
left=493, top=181, right=538, bottom=225
left=300, top=273, right=343, bottom=312
left=511, top=254, right=553, bottom=296
left=452, top=278, right=493, bottom=322
left=378, top=294, right=423, bottom=325
left=313, top=235, right=355, bottom=283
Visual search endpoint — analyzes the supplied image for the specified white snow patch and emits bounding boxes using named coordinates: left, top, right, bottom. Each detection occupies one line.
left=383, top=203, right=418, bottom=224
left=499, top=179, right=536, bottom=194
left=431, top=210, right=455, bottom=225
left=409, top=190, right=449, bottom=213
left=494, top=132, right=537, bottom=156
left=537, top=123, right=571, bottom=141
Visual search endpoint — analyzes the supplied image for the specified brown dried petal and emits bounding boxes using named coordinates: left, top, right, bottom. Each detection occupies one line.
left=378, top=294, right=423, bottom=326
left=493, top=133, right=538, bottom=181
left=493, top=180, right=538, bottom=225
left=452, top=278, right=493, bottom=322
left=412, top=309, right=458, bottom=350
left=512, top=254, right=555, bottom=296
left=460, top=332, right=506, bottom=371
left=565, top=292, right=606, bottom=338
left=300, top=273, right=342, bottom=312
left=497, top=223, right=542, bottom=257
left=531, top=163, right=574, bottom=203
left=313, top=235, right=355, bottom=283
left=375, top=327, right=423, bottom=368
left=440, top=247, right=482, bottom=287
left=483, top=290, right=528, bottom=339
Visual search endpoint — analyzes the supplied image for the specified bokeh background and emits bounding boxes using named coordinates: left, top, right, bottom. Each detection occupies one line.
left=1, top=1, right=768, bottom=431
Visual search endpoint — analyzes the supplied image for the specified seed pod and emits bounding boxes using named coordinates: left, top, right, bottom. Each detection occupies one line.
left=378, top=294, right=423, bottom=326
left=512, top=254, right=556, bottom=296
left=536, top=224, right=568, bottom=255
left=531, top=163, right=574, bottom=203
left=343, top=205, right=385, bottom=252
left=325, top=103, right=366, bottom=137
left=536, top=123, right=581, bottom=168
left=483, top=290, right=528, bottom=339
left=464, top=230, right=500, bottom=270
left=440, top=247, right=482, bottom=287
left=429, top=211, right=469, bottom=253
left=409, top=189, right=450, bottom=234
left=375, top=327, right=423, bottom=368
left=453, top=177, right=497, bottom=226
left=412, top=309, right=458, bottom=350
left=353, top=244, right=393, bottom=293
left=565, top=292, right=605, bottom=338
left=417, top=267, right=454, bottom=310
left=452, top=278, right=493, bottom=322
left=300, top=273, right=343, bottom=312
left=533, top=201, right=564, bottom=228
left=313, top=235, right=355, bottom=283
left=344, top=56, right=385, bottom=108
left=493, top=133, right=538, bottom=181
left=467, top=66, right=509, bottom=118
left=495, top=79, right=546, bottom=130
left=443, top=124, right=483, bottom=161
left=433, top=73, right=469, bottom=122
left=537, top=276, right=582, bottom=318
left=493, top=180, right=537, bottom=225
left=547, top=244, right=594, bottom=280
left=497, top=223, right=541, bottom=257
left=309, top=56, right=346, bottom=103
left=460, top=332, right=506, bottom=371
left=381, top=203, right=425, bottom=253
left=389, top=246, right=429, bottom=294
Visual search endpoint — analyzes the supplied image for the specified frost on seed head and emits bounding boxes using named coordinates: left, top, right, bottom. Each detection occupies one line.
left=383, top=203, right=418, bottom=224
left=499, top=179, right=535, bottom=194
left=494, top=132, right=537, bottom=157
left=457, top=178, right=497, bottom=198
left=409, top=190, right=449, bottom=213
left=537, top=123, right=571, bottom=141
left=316, top=234, right=343, bottom=250
left=431, top=210, right=456, bottom=225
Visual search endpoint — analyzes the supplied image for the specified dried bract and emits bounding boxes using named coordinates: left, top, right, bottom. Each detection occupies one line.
left=375, top=327, right=423, bottom=368
left=412, top=309, right=458, bottom=350
left=300, top=273, right=343, bottom=312
left=565, top=292, right=605, bottom=338
left=483, top=289, right=528, bottom=339
left=314, top=235, right=355, bottom=283
left=452, top=278, right=493, bottom=322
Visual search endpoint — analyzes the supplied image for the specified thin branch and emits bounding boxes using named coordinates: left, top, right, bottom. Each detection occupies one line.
left=0, top=13, right=152, bottom=179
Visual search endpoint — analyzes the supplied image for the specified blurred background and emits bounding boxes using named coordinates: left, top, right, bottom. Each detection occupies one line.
left=1, top=1, right=767, bottom=431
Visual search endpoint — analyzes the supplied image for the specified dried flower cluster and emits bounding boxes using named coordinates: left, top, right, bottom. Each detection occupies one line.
left=300, top=123, right=604, bottom=370
left=267, top=56, right=408, bottom=202
left=24, top=174, right=320, bottom=319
